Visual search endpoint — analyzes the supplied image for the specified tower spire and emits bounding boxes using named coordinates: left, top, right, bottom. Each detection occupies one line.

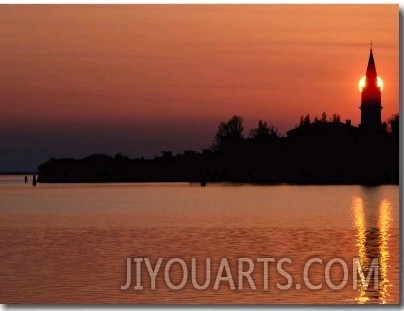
left=359, top=45, right=382, bottom=132
left=366, top=44, right=377, bottom=81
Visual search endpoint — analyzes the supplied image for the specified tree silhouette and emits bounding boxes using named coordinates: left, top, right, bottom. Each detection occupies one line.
left=299, top=115, right=305, bottom=126
left=249, top=120, right=278, bottom=140
left=332, top=114, right=341, bottom=123
left=388, top=114, right=399, bottom=138
left=114, top=152, right=129, bottom=161
left=37, top=112, right=399, bottom=185
left=304, top=114, right=311, bottom=125
left=212, top=115, right=244, bottom=151
left=298, top=114, right=311, bottom=127
left=321, top=111, right=327, bottom=122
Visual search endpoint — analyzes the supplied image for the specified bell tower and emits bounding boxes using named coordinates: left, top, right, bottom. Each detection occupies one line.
left=359, top=46, right=383, bottom=131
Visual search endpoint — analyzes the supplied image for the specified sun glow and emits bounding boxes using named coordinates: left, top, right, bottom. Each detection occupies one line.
left=358, top=76, right=384, bottom=92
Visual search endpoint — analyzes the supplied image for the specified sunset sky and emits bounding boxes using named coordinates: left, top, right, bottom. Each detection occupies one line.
left=0, top=5, right=399, bottom=171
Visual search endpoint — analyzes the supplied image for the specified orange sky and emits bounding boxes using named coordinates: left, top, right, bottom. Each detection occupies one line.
left=0, top=5, right=399, bottom=170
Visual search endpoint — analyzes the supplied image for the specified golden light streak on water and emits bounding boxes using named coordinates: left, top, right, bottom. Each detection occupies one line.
left=378, top=199, right=392, bottom=304
left=351, top=196, right=369, bottom=304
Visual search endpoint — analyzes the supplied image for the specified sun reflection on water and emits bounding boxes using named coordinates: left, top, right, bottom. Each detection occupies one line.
left=352, top=196, right=369, bottom=304
left=351, top=195, right=392, bottom=304
left=378, top=199, right=392, bottom=304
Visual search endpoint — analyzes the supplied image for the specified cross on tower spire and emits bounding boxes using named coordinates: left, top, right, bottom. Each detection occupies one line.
left=370, top=40, right=373, bottom=50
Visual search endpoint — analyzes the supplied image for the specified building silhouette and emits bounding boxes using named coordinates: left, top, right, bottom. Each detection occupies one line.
left=37, top=46, right=398, bottom=185
left=288, top=46, right=385, bottom=138
left=359, top=47, right=383, bottom=132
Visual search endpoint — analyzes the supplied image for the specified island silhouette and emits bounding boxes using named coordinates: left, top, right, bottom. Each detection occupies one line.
left=37, top=48, right=399, bottom=185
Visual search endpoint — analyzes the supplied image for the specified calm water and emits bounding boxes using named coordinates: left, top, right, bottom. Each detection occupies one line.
left=0, top=175, right=399, bottom=304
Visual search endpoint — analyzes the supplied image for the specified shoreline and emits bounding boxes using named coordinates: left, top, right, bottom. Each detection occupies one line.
left=35, top=180, right=399, bottom=186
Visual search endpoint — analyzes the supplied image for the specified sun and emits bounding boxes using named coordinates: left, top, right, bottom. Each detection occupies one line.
left=377, top=77, right=384, bottom=91
left=358, top=76, right=384, bottom=92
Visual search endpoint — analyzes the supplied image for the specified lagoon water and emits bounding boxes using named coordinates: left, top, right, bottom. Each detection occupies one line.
left=0, top=175, right=399, bottom=304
